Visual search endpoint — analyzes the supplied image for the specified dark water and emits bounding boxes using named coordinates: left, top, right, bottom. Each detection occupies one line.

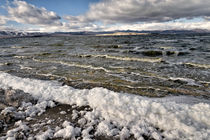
left=0, top=34, right=210, bottom=97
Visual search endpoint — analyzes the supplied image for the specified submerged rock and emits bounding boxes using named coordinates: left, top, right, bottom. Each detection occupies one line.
left=189, top=47, right=197, bottom=51
left=178, top=51, right=190, bottom=56
left=166, top=51, right=175, bottom=56
left=4, top=62, right=13, bottom=66
left=142, top=50, right=163, bottom=57
left=124, top=50, right=141, bottom=54
left=108, top=45, right=121, bottom=48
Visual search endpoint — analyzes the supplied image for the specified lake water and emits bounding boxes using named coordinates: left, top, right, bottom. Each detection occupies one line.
left=0, top=34, right=210, bottom=97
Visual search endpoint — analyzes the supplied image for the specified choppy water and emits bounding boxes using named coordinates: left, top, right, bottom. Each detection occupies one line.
left=0, top=34, right=210, bottom=97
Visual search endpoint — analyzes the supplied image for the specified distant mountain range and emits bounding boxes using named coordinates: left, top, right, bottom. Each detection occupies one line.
left=0, top=31, right=49, bottom=38
left=0, top=29, right=210, bottom=38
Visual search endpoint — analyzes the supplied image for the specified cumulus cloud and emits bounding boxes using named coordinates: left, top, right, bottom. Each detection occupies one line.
left=0, top=15, right=7, bottom=25
left=37, top=22, right=104, bottom=32
left=7, top=0, right=62, bottom=26
left=66, top=0, right=210, bottom=24
left=2, top=0, right=210, bottom=32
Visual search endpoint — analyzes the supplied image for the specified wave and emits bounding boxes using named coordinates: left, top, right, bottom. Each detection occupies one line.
left=19, top=65, right=33, bottom=70
left=35, top=72, right=64, bottom=80
left=130, top=71, right=167, bottom=80
left=14, top=55, right=32, bottom=59
left=77, top=54, right=162, bottom=63
left=185, top=62, right=210, bottom=69
left=169, top=77, right=200, bottom=86
left=11, top=46, right=27, bottom=49
left=0, top=72, right=209, bottom=139
left=32, top=58, right=111, bottom=73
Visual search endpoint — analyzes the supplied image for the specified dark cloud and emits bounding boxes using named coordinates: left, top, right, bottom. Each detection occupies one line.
left=8, top=0, right=62, bottom=26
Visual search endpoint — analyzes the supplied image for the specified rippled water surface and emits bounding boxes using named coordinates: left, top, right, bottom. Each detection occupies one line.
left=0, top=34, right=210, bottom=97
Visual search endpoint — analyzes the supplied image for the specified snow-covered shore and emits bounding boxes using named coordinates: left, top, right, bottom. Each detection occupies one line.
left=0, top=72, right=210, bottom=140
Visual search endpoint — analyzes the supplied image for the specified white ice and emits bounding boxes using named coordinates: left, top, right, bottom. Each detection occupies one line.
left=0, top=72, right=210, bottom=139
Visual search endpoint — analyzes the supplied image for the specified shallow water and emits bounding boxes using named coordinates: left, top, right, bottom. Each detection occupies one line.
left=0, top=34, right=210, bottom=97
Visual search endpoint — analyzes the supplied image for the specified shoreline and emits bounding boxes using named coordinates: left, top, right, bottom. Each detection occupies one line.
left=0, top=72, right=210, bottom=139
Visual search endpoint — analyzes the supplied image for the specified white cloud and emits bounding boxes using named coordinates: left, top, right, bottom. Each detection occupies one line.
left=2, top=0, right=210, bottom=32
left=0, top=15, right=8, bottom=25
left=104, top=20, right=210, bottom=31
left=67, top=0, right=210, bottom=24
left=204, top=16, right=210, bottom=21
left=7, top=0, right=62, bottom=26
left=36, top=22, right=103, bottom=32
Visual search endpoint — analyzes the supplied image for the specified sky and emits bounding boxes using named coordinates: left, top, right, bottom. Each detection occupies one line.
left=0, top=0, right=210, bottom=32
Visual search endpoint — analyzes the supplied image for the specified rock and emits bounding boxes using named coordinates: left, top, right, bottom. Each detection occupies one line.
left=127, top=50, right=141, bottom=54
left=0, top=88, right=6, bottom=106
left=5, top=89, right=36, bottom=107
left=172, top=79, right=188, bottom=84
left=166, top=51, right=175, bottom=56
left=189, top=48, right=196, bottom=51
left=0, top=120, right=5, bottom=132
left=178, top=51, right=190, bottom=56
left=108, top=45, right=121, bottom=48
left=4, top=62, right=13, bottom=66
left=4, top=113, right=16, bottom=124
left=5, top=89, right=19, bottom=107
left=15, top=132, right=27, bottom=139
left=142, top=50, right=163, bottom=57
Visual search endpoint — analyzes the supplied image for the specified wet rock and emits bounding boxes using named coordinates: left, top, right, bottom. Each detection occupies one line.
left=4, top=62, right=13, bottom=66
left=5, top=89, right=36, bottom=107
left=166, top=51, right=175, bottom=56
left=181, top=44, right=188, bottom=47
left=15, top=131, right=27, bottom=139
left=1, top=107, right=19, bottom=124
left=0, top=120, right=5, bottom=132
left=107, top=49, right=119, bottom=53
left=0, top=104, right=7, bottom=111
left=171, top=79, right=188, bottom=85
left=142, top=50, right=163, bottom=57
left=0, top=89, right=6, bottom=105
left=124, top=50, right=141, bottom=54
left=107, top=45, right=121, bottom=49
left=178, top=51, right=190, bottom=56
left=38, top=52, right=52, bottom=56
left=123, top=40, right=131, bottom=44
left=189, top=48, right=196, bottom=51
left=0, top=88, right=5, bottom=94
left=4, top=113, right=16, bottom=124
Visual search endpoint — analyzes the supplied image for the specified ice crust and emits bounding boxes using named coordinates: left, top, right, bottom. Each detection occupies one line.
left=54, top=121, right=81, bottom=139
left=0, top=72, right=210, bottom=139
